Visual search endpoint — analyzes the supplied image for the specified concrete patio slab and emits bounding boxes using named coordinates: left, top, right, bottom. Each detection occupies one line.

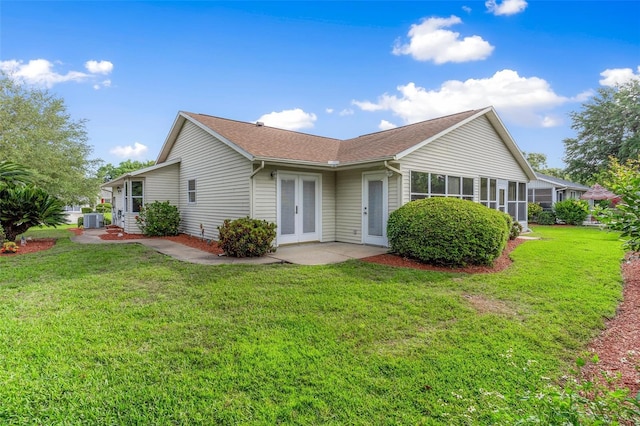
left=71, top=229, right=388, bottom=265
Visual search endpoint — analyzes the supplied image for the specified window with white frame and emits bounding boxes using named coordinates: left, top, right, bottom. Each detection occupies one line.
left=131, top=181, right=143, bottom=213
left=410, top=171, right=474, bottom=201
left=480, top=178, right=498, bottom=209
left=507, top=181, right=527, bottom=222
left=187, top=179, right=196, bottom=203
left=483, top=178, right=527, bottom=222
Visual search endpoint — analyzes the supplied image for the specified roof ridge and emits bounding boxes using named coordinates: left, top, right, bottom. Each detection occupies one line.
left=183, top=111, right=341, bottom=142
left=347, top=108, right=484, bottom=140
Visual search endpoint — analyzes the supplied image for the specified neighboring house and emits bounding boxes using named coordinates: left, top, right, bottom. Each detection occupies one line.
left=528, top=173, right=590, bottom=209
left=102, top=106, right=535, bottom=247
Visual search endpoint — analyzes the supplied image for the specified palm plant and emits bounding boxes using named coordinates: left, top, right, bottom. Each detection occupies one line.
left=0, top=161, right=66, bottom=242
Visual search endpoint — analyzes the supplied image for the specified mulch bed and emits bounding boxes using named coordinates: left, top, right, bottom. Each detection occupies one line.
left=361, top=238, right=525, bottom=273
left=581, top=252, right=640, bottom=395
left=0, top=238, right=56, bottom=255
left=77, top=227, right=225, bottom=255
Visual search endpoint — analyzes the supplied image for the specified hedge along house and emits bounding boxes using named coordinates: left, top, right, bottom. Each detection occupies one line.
left=528, top=172, right=590, bottom=209
left=102, top=106, right=536, bottom=247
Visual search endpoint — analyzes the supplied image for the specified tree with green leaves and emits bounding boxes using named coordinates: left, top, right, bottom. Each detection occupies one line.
left=97, top=159, right=156, bottom=182
left=0, top=74, right=101, bottom=205
left=595, top=156, right=640, bottom=251
left=563, top=80, right=640, bottom=184
left=0, top=160, right=67, bottom=242
left=522, top=152, right=568, bottom=179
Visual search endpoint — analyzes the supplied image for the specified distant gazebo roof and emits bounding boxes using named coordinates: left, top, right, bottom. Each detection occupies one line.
left=580, top=184, right=620, bottom=201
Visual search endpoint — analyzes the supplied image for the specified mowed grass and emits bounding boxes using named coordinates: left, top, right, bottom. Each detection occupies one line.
left=0, top=226, right=625, bottom=424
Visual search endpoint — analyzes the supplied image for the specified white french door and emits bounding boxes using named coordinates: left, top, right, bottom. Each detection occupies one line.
left=362, top=172, right=388, bottom=246
left=277, top=173, right=320, bottom=244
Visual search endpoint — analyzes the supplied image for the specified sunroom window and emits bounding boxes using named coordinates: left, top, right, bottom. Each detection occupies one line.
left=410, top=171, right=474, bottom=201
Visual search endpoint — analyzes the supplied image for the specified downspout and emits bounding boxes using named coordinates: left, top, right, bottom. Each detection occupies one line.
left=384, top=160, right=401, bottom=175
left=249, top=161, right=265, bottom=218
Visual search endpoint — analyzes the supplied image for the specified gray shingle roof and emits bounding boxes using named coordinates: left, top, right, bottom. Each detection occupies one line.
left=534, top=172, right=590, bottom=190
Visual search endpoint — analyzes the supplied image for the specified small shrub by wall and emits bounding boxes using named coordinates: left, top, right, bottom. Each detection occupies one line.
left=554, top=199, right=589, bottom=226
left=387, top=198, right=510, bottom=267
left=135, top=201, right=181, bottom=236
left=217, top=217, right=276, bottom=258
left=81, top=207, right=93, bottom=214
left=536, top=210, right=556, bottom=225
left=528, top=202, right=543, bottom=223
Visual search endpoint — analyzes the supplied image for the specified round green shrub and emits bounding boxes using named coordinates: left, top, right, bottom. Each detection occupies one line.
left=217, top=217, right=276, bottom=258
left=95, top=203, right=112, bottom=213
left=135, top=201, right=181, bottom=236
left=528, top=202, right=543, bottom=222
left=536, top=210, right=556, bottom=225
left=387, top=198, right=510, bottom=267
left=553, top=199, right=589, bottom=225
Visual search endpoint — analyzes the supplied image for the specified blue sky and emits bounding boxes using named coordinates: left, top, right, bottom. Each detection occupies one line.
left=1, top=1, right=639, bottom=169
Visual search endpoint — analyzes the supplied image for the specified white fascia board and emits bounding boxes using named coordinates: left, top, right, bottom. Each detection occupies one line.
left=101, top=158, right=181, bottom=188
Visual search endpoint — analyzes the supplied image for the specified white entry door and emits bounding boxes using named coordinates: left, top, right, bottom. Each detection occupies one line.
left=277, top=173, right=320, bottom=244
left=362, top=172, right=388, bottom=246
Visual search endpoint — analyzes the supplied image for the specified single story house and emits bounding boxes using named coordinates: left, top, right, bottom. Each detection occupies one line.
left=528, top=172, right=590, bottom=209
left=102, top=106, right=535, bottom=247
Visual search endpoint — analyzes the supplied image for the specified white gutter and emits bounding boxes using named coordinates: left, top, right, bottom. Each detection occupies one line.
left=384, top=161, right=401, bottom=175
left=250, top=161, right=265, bottom=178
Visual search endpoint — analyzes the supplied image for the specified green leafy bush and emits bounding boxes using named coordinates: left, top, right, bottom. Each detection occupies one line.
left=95, top=203, right=111, bottom=213
left=528, top=202, right=543, bottom=222
left=554, top=199, right=589, bottom=225
left=510, top=221, right=523, bottom=240
left=81, top=207, right=93, bottom=214
left=217, top=217, right=276, bottom=258
left=77, top=216, right=84, bottom=228
left=135, top=201, right=181, bottom=236
left=387, top=198, right=509, bottom=267
left=537, top=210, right=556, bottom=225
left=595, top=157, right=640, bottom=251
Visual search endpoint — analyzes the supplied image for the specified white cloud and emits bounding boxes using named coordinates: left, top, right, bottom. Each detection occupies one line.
left=485, top=0, right=528, bottom=16
left=392, top=15, right=494, bottom=64
left=352, top=69, right=570, bottom=127
left=110, top=142, right=149, bottom=158
left=0, top=58, right=114, bottom=89
left=462, top=5, right=472, bottom=14
left=0, top=59, right=89, bottom=88
left=541, top=115, right=562, bottom=128
left=379, top=120, right=398, bottom=131
left=257, top=108, right=317, bottom=131
left=339, top=108, right=354, bottom=116
left=599, top=66, right=640, bottom=87
left=93, top=79, right=112, bottom=90
left=325, top=108, right=334, bottom=114
left=85, top=60, right=113, bottom=75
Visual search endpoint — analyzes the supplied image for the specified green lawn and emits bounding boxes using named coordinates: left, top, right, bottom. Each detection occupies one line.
left=0, top=226, right=627, bottom=424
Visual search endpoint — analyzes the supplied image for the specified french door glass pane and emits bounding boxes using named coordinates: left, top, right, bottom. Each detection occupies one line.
left=302, top=180, right=316, bottom=233
left=280, top=179, right=295, bottom=235
left=368, top=180, right=383, bottom=237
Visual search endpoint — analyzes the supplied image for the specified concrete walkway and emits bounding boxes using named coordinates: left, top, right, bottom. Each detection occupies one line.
left=72, top=229, right=388, bottom=266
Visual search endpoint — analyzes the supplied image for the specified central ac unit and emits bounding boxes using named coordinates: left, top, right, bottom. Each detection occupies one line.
left=84, top=213, right=104, bottom=229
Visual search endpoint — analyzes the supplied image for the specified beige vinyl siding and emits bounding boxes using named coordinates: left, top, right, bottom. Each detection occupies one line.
left=165, top=121, right=252, bottom=240
left=528, top=179, right=555, bottom=189
left=321, top=170, right=336, bottom=242
left=335, top=169, right=362, bottom=244
left=400, top=115, right=528, bottom=205
left=388, top=173, right=400, bottom=215
left=252, top=168, right=277, bottom=223
left=144, top=163, right=180, bottom=206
